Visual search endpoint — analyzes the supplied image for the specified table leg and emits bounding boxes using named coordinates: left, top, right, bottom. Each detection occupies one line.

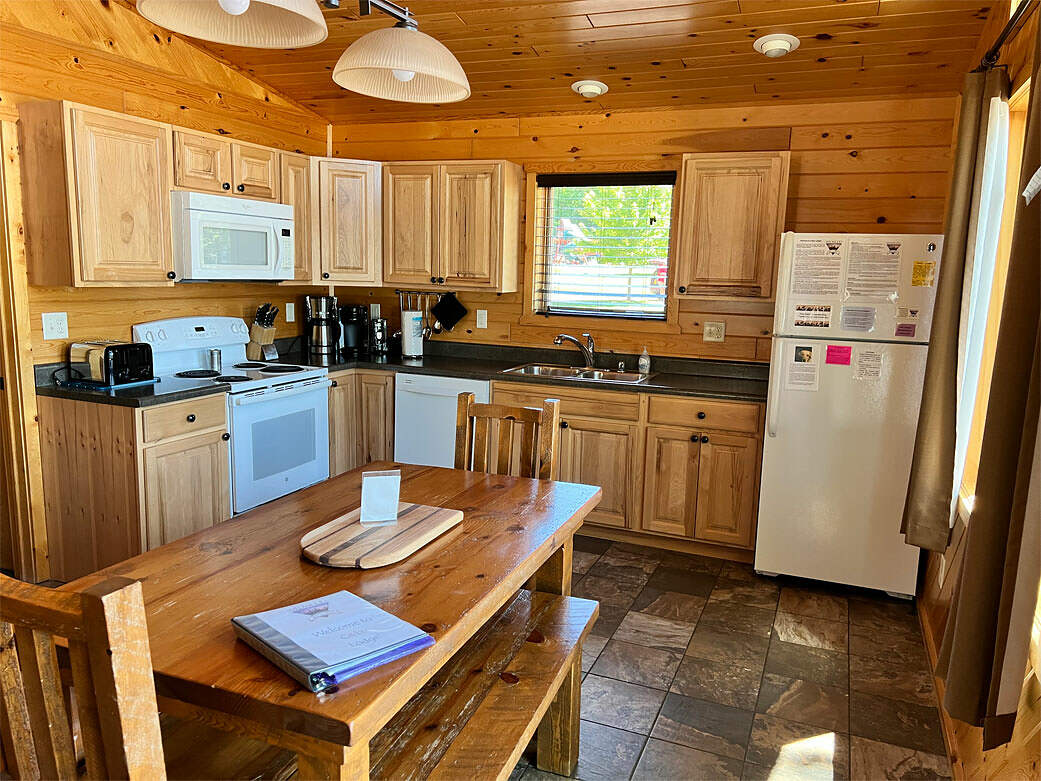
left=296, top=742, right=369, bottom=781
left=536, top=654, right=581, bottom=775
left=533, top=536, right=573, bottom=596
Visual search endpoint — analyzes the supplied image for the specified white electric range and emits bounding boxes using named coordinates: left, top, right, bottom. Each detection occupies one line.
left=133, top=316, right=330, bottom=514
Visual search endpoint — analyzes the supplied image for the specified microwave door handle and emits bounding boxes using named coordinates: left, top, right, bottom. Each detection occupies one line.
left=270, top=227, right=282, bottom=275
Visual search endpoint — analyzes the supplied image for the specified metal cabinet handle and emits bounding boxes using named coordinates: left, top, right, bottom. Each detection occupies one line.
left=186, top=414, right=196, bottom=423
left=437, top=277, right=445, bottom=284
left=560, top=421, right=568, bottom=429
left=331, top=380, right=338, bottom=387
left=166, top=271, right=176, bottom=280
left=430, top=276, right=437, bottom=283
left=221, top=432, right=230, bottom=441
left=678, top=285, right=687, bottom=293
left=696, top=411, right=706, bottom=419
left=236, top=183, right=245, bottom=192
left=222, top=182, right=231, bottom=190
left=701, top=435, right=709, bottom=443
left=689, top=434, right=698, bottom=443
left=322, top=272, right=330, bottom=279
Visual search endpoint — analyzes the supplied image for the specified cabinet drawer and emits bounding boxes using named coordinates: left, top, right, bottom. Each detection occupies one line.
left=141, top=395, right=227, bottom=443
left=491, top=382, right=640, bottom=422
left=647, top=395, right=760, bottom=434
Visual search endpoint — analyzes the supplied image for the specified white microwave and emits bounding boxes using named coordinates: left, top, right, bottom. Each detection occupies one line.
left=171, top=191, right=294, bottom=281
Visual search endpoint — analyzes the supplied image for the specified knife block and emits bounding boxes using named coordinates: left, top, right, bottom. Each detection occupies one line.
left=247, top=324, right=275, bottom=361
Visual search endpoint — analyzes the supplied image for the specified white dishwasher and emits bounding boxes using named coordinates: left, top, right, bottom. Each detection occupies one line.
left=394, top=373, right=491, bottom=467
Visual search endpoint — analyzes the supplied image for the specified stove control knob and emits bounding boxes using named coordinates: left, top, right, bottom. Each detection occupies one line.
left=158, top=329, right=167, bottom=340
left=145, top=330, right=154, bottom=342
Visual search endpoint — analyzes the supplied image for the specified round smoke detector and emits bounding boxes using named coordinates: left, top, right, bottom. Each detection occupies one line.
left=753, top=33, right=801, bottom=58
left=571, top=80, right=608, bottom=98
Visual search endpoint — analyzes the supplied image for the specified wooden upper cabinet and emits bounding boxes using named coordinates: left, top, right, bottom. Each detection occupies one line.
left=383, top=164, right=439, bottom=287
left=693, top=432, right=760, bottom=549
left=558, top=417, right=639, bottom=529
left=21, top=102, right=175, bottom=287
left=640, top=427, right=700, bottom=538
left=383, top=160, right=521, bottom=292
left=673, top=151, right=790, bottom=299
left=280, top=152, right=315, bottom=283
left=174, top=132, right=232, bottom=194
left=319, top=159, right=382, bottom=284
left=440, top=164, right=500, bottom=287
left=233, top=144, right=279, bottom=200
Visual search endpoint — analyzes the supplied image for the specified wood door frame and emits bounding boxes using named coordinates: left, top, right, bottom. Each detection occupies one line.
left=0, top=116, right=49, bottom=581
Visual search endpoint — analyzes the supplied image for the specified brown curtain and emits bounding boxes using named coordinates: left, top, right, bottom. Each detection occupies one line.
left=936, top=23, right=1041, bottom=748
left=901, top=68, right=1010, bottom=552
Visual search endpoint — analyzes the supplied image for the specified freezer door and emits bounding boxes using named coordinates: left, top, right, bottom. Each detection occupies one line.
left=775, top=233, right=943, bottom=343
left=755, top=338, right=925, bottom=595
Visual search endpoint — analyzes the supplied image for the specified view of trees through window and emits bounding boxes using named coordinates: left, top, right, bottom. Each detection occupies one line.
left=535, top=180, right=674, bottom=318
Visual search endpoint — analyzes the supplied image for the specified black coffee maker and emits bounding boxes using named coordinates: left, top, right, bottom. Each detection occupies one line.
left=338, top=304, right=370, bottom=357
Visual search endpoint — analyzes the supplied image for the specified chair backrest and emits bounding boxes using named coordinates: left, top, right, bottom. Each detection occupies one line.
left=0, top=574, right=165, bottom=780
left=454, top=392, right=561, bottom=479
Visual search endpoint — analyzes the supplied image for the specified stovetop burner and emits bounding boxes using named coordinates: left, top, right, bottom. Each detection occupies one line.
left=176, top=369, right=220, bottom=379
left=215, top=375, right=250, bottom=383
left=260, top=365, right=302, bottom=374
left=233, top=362, right=266, bottom=369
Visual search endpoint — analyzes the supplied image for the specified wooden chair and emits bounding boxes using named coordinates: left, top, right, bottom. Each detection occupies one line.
left=0, top=573, right=294, bottom=780
left=455, top=392, right=561, bottom=479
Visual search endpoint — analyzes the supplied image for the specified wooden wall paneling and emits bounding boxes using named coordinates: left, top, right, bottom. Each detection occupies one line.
left=0, top=119, right=48, bottom=580
left=331, top=95, right=956, bottom=363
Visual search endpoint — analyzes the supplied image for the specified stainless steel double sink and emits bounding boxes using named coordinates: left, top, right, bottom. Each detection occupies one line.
left=501, top=363, right=654, bottom=384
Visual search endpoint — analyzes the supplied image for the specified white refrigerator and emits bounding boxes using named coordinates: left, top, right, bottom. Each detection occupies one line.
left=755, top=232, right=943, bottom=597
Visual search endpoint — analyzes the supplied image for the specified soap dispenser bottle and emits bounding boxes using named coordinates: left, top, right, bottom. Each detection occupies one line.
left=638, top=346, right=651, bottom=374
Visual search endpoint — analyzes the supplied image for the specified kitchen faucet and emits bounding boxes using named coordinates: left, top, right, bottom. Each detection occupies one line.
left=554, top=333, right=596, bottom=367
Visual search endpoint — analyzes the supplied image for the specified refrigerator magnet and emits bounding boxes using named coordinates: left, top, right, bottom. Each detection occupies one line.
left=895, top=323, right=917, bottom=338
left=786, top=345, right=819, bottom=391
left=825, top=345, right=852, bottom=365
left=840, top=306, right=875, bottom=332
left=854, top=350, right=884, bottom=380
left=793, top=303, right=832, bottom=328
left=911, top=260, right=936, bottom=287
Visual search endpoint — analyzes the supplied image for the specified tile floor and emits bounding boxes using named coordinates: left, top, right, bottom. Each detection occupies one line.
left=512, top=535, right=952, bottom=781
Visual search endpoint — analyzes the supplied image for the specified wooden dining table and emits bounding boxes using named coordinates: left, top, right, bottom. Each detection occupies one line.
left=65, top=462, right=602, bottom=779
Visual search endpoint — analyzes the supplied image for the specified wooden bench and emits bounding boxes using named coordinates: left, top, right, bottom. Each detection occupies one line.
left=370, top=589, right=597, bottom=780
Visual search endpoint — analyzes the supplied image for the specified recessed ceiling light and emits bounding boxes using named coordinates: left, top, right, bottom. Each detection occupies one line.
left=572, top=80, right=608, bottom=98
left=753, top=33, right=801, bottom=58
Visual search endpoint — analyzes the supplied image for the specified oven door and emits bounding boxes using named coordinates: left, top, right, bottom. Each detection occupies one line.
left=229, top=378, right=330, bottom=514
left=187, top=210, right=293, bottom=280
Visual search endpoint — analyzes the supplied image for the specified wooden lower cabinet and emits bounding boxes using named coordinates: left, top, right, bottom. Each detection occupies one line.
left=558, top=417, right=639, bottom=529
left=328, top=370, right=395, bottom=473
left=141, top=429, right=230, bottom=550
left=640, top=427, right=700, bottom=538
left=694, top=432, right=760, bottom=548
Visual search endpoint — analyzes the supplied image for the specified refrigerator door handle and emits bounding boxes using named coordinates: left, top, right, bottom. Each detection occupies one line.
left=767, top=337, right=782, bottom=438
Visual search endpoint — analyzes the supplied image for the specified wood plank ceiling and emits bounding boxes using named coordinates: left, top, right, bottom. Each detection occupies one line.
left=191, top=0, right=995, bottom=123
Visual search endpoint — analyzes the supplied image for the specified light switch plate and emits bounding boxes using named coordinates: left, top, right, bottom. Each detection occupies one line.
left=284, top=302, right=295, bottom=322
left=703, top=321, right=726, bottom=342
left=476, top=309, right=488, bottom=329
left=42, top=312, right=69, bottom=340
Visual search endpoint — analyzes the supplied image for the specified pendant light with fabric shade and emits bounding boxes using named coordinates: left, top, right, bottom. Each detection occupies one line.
left=332, top=0, right=470, bottom=103
left=137, top=0, right=328, bottom=48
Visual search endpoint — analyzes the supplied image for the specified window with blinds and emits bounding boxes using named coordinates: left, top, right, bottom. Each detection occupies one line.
left=533, top=172, right=676, bottom=319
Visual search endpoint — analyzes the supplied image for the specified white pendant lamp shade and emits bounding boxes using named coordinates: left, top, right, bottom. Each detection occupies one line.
left=137, top=0, right=328, bottom=49
left=333, top=26, right=470, bottom=103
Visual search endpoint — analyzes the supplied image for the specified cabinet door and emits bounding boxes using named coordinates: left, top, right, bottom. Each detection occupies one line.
left=320, top=160, right=382, bottom=284
left=329, top=372, right=361, bottom=477
left=674, top=152, right=789, bottom=298
left=440, top=163, right=500, bottom=288
left=558, top=417, right=638, bottom=529
left=232, top=144, right=280, bottom=200
left=142, top=429, right=230, bottom=550
left=694, top=432, right=759, bottom=549
left=383, top=164, right=439, bottom=286
left=281, top=153, right=315, bottom=283
left=173, top=131, right=232, bottom=194
left=71, top=108, right=173, bottom=283
left=359, top=372, right=394, bottom=464
left=640, top=427, right=699, bottom=538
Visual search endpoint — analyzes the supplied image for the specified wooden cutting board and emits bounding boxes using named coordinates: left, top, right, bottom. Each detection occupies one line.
left=300, top=503, right=464, bottom=569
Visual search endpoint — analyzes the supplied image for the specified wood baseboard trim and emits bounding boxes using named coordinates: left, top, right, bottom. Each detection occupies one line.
left=576, top=524, right=754, bottom=564
left=918, top=603, right=965, bottom=779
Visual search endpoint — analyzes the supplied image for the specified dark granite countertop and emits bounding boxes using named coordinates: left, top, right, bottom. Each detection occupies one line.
left=35, top=344, right=768, bottom=406
left=278, top=351, right=769, bottom=403
left=36, top=376, right=231, bottom=408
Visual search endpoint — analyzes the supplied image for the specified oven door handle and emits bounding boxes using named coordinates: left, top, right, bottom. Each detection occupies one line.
left=231, top=379, right=331, bottom=406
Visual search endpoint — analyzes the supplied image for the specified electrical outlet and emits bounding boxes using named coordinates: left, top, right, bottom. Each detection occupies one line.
left=41, top=312, right=69, bottom=340
left=703, top=321, right=726, bottom=342
left=284, top=302, right=295, bottom=322
left=476, top=309, right=488, bottom=329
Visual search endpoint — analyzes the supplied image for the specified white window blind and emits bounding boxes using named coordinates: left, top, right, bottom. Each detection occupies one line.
left=533, top=172, right=675, bottom=319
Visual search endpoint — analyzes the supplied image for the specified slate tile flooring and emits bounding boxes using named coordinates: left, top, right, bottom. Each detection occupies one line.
left=514, top=535, right=951, bottom=780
